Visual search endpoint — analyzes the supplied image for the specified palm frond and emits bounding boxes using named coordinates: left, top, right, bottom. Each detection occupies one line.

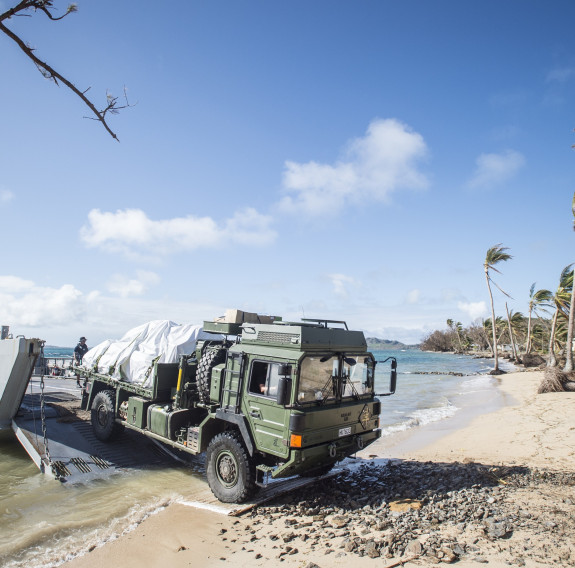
left=484, top=244, right=512, bottom=270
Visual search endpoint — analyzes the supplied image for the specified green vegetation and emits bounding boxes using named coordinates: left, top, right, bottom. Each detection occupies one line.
left=422, top=192, right=575, bottom=372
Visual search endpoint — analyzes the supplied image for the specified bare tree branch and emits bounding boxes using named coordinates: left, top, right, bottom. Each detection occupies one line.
left=1, top=1, right=127, bottom=140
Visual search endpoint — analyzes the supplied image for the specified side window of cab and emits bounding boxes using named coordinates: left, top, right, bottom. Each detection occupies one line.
left=248, top=361, right=282, bottom=397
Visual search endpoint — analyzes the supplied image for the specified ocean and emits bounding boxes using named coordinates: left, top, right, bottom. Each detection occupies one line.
left=0, top=348, right=511, bottom=568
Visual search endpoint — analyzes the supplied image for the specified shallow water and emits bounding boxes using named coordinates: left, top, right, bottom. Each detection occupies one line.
left=0, top=349, right=508, bottom=567
left=0, top=428, right=210, bottom=568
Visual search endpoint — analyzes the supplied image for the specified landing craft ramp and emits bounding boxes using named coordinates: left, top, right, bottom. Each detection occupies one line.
left=12, top=377, right=181, bottom=481
left=11, top=377, right=329, bottom=513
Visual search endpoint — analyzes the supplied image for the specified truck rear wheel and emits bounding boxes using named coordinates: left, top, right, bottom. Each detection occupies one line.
left=91, top=390, right=124, bottom=442
left=197, top=347, right=226, bottom=404
left=206, top=431, right=257, bottom=503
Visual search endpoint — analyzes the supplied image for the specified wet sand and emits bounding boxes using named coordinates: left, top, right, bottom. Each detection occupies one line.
left=62, top=369, right=575, bottom=568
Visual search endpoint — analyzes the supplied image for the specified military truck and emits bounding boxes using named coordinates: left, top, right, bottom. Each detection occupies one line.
left=77, top=317, right=397, bottom=503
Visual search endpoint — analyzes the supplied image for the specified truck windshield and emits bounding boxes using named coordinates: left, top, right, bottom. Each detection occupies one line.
left=297, top=354, right=374, bottom=404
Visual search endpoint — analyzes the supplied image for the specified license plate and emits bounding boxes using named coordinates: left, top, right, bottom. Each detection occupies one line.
left=338, top=426, right=351, bottom=437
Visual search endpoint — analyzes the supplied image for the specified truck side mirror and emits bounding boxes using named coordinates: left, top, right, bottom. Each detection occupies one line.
left=277, top=363, right=292, bottom=376
left=389, top=359, right=397, bottom=395
left=277, top=377, right=292, bottom=406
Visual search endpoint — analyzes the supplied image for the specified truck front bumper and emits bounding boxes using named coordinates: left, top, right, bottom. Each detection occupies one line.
left=271, top=428, right=381, bottom=479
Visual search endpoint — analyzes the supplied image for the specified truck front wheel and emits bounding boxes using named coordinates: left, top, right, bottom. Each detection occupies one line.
left=206, top=431, right=257, bottom=503
left=91, top=390, right=124, bottom=442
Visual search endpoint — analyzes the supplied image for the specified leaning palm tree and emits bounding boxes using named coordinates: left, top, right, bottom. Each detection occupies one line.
left=564, top=269, right=575, bottom=372
left=482, top=318, right=494, bottom=355
left=447, top=319, right=463, bottom=352
left=548, top=264, right=573, bottom=367
left=484, top=244, right=512, bottom=374
left=564, top=192, right=575, bottom=372
left=525, top=284, right=553, bottom=355
left=505, top=305, right=524, bottom=362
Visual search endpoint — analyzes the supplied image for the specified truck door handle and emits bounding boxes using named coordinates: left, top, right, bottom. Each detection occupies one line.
left=249, top=410, right=261, bottom=419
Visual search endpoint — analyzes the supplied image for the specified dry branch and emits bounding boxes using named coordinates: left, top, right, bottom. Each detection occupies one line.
left=1, top=1, right=128, bottom=140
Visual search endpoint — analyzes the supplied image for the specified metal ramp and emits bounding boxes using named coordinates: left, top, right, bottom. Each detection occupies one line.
left=179, top=472, right=337, bottom=516
left=12, top=388, right=183, bottom=483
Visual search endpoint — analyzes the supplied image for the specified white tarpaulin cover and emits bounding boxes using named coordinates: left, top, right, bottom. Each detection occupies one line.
left=81, top=320, right=218, bottom=387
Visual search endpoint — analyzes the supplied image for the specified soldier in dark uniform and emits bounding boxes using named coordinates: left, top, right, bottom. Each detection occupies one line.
left=74, top=336, right=88, bottom=387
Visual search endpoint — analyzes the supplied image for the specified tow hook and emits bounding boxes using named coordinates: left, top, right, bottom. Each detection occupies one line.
left=328, top=443, right=337, bottom=458
left=356, top=436, right=364, bottom=450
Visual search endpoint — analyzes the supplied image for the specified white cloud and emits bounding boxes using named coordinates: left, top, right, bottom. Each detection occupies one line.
left=327, top=273, right=359, bottom=298
left=0, top=189, right=14, bottom=204
left=406, top=289, right=421, bottom=304
left=107, top=270, right=160, bottom=298
left=0, top=281, right=85, bottom=327
left=457, top=301, right=487, bottom=320
left=0, top=275, right=35, bottom=292
left=546, top=67, right=575, bottom=83
left=278, top=118, right=429, bottom=217
left=467, top=150, right=525, bottom=190
left=80, top=207, right=276, bottom=257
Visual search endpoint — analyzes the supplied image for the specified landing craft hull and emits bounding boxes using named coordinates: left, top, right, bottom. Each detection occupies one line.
left=0, top=337, right=42, bottom=429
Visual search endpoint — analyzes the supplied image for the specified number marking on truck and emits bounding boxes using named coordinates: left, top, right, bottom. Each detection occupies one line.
left=339, top=426, right=351, bottom=437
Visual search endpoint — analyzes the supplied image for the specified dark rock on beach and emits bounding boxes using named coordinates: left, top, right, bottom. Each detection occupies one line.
left=234, top=460, right=575, bottom=567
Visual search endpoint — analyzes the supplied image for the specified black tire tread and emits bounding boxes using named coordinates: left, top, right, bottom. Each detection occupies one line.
left=197, top=347, right=226, bottom=404
left=206, top=430, right=257, bottom=503
left=91, top=389, right=124, bottom=442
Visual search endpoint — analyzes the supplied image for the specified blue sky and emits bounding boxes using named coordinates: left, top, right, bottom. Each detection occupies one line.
left=0, top=0, right=573, bottom=347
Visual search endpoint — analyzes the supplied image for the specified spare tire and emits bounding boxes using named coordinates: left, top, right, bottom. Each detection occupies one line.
left=197, top=347, right=227, bottom=404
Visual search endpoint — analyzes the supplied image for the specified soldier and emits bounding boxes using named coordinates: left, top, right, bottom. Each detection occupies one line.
left=74, top=336, right=88, bottom=387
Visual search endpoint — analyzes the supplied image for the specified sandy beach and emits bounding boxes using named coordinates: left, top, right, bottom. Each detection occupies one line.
left=61, top=369, right=575, bottom=568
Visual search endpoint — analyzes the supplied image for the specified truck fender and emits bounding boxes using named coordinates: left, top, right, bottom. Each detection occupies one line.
left=83, top=380, right=111, bottom=411
left=214, top=409, right=255, bottom=456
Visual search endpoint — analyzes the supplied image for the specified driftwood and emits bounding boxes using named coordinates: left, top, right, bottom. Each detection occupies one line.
left=537, top=367, right=575, bottom=394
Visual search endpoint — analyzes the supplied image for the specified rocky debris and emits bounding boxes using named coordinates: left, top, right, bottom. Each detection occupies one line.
left=234, top=460, right=575, bottom=566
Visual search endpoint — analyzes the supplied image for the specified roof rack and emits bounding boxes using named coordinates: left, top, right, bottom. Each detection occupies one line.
left=301, top=318, right=349, bottom=330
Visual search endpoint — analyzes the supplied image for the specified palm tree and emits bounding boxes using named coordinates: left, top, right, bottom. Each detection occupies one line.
left=484, top=244, right=512, bottom=374
left=564, top=192, right=575, bottom=373
left=505, top=304, right=524, bottom=362
left=483, top=318, right=494, bottom=355
left=564, top=271, right=575, bottom=372
left=525, top=284, right=552, bottom=355
left=548, top=264, right=573, bottom=367
left=447, top=319, right=463, bottom=352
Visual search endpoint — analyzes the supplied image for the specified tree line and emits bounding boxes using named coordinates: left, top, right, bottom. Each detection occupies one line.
left=422, top=193, right=575, bottom=376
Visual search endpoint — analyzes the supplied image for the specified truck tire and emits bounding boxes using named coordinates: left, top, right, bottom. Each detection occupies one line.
left=91, top=390, right=124, bottom=442
left=206, top=431, right=257, bottom=503
left=197, top=347, right=226, bottom=404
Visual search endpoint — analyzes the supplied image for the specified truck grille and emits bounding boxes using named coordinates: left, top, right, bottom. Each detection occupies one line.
left=256, top=331, right=299, bottom=344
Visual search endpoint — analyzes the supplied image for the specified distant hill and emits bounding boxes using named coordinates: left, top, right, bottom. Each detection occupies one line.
left=366, top=337, right=420, bottom=350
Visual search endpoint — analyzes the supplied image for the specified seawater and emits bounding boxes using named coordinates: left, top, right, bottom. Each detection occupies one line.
left=372, top=349, right=513, bottom=438
left=0, top=348, right=509, bottom=567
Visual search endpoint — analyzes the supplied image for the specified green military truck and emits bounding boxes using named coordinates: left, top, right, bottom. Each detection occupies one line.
left=77, top=318, right=397, bottom=503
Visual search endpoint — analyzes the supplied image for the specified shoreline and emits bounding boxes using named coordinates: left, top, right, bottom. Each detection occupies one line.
left=61, top=368, right=575, bottom=568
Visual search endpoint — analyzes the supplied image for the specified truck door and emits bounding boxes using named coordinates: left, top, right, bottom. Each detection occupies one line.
left=244, top=359, right=290, bottom=458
